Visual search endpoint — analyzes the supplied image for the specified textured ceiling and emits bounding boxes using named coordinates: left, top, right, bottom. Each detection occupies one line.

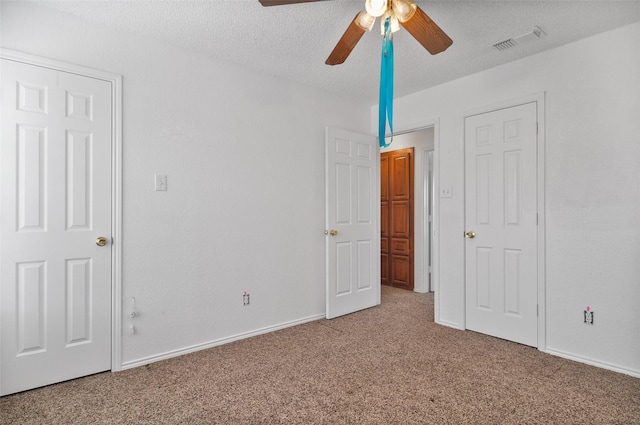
left=33, top=0, right=640, bottom=104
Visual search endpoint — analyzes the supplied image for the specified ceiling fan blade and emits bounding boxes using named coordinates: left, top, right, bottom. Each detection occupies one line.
left=325, top=12, right=370, bottom=66
left=258, top=0, right=324, bottom=6
left=399, top=5, right=452, bottom=55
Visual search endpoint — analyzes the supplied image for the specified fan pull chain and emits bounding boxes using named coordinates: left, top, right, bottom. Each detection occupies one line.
left=379, top=16, right=394, bottom=148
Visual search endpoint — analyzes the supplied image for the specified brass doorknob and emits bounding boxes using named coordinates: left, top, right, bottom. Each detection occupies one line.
left=96, top=236, right=108, bottom=246
left=324, top=230, right=338, bottom=236
left=465, top=231, right=475, bottom=239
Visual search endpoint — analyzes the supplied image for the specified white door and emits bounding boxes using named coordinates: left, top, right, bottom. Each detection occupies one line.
left=325, top=127, right=380, bottom=319
left=1, top=58, right=112, bottom=395
left=464, top=102, right=538, bottom=347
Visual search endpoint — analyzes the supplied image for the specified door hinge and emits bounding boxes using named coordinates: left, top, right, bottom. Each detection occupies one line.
left=536, top=122, right=539, bottom=134
left=536, top=213, right=539, bottom=225
left=537, top=304, right=539, bottom=316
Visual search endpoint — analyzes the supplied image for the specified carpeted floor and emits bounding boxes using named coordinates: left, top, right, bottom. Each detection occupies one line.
left=1, top=286, right=639, bottom=424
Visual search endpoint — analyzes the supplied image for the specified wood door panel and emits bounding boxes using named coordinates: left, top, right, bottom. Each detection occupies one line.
left=391, top=201, right=410, bottom=238
left=391, top=255, right=410, bottom=287
left=391, top=154, right=411, bottom=200
left=381, top=237, right=389, bottom=253
left=391, top=238, right=409, bottom=255
left=381, top=201, right=389, bottom=237
left=380, top=148, right=414, bottom=291
left=381, top=253, right=389, bottom=284
left=380, top=156, right=389, bottom=201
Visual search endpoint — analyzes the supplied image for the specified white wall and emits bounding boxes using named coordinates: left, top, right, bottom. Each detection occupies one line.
left=375, top=22, right=640, bottom=376
left=4, top=1, right=639, bottom=377
left=1, top=1, right=371, bottom=367
left=381, top=128, right=434, bottom=293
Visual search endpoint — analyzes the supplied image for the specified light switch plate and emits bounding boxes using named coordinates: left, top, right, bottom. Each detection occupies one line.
left=155, top=174, right=167, bottom=191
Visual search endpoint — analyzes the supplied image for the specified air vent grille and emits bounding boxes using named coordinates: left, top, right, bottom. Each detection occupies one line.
left=493, top=39, right=517, bottom=51
left=493, top=26, right=547, bottom=52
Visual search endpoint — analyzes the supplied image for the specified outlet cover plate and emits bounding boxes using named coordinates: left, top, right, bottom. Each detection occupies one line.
left=584, top=310, right=594, bottom=325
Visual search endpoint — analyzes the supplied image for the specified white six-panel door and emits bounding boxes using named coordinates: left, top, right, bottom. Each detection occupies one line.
left=1, top=58, right=112, bottom=395
left=464, top=102, right=538, bottom=347
left=325, top=128, right=380, bottom=319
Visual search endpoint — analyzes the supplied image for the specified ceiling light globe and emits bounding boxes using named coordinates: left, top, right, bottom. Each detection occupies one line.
left=391, top=0, right=417, bottom=22
left=365, top=0, right=388, bottom=18
left=355, top=11, right=376, bottom=31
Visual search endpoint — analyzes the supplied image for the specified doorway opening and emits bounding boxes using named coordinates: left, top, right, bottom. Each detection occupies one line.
left=380, top=127, right=434, bottom=293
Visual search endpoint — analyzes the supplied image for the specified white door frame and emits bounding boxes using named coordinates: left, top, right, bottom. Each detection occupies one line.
left=422, top=148, right=433, bottom=293
left=0, top=49, right=124, bottom=371
left=461, top=92, right=546, bottom=351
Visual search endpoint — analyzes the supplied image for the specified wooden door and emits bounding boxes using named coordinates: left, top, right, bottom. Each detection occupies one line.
left=464, top=102, right=538, bottom=347
left=1, top=58, right=112, bottom=395
left=380, top=148, right=414, bottom=290
left=325, top=127, right=380, bottom=319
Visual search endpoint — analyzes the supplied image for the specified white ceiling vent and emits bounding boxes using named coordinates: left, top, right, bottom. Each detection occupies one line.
left=493, top=38, right=517, bottom=51
left=493, top=26, right=547, bottom=52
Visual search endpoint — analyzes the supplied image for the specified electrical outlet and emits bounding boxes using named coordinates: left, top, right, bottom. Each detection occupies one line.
left=440, top=185, right=452, bottom=198
left=243, top=291, right=250, bottom=306
left=584, top=308, right=594, bottom=325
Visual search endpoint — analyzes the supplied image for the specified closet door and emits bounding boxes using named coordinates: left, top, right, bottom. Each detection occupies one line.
left=381, top=148, right=414, bottom=290
left=1, top=58, right=113, bottom=396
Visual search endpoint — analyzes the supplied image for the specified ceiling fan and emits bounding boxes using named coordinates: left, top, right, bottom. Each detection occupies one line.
left=260, top=0, right=452, bottom=147
left=258, top=0, right=453, bottom=65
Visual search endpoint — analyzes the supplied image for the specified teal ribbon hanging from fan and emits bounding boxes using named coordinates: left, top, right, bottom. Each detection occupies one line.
left=379, top=16, right=394, bottom=148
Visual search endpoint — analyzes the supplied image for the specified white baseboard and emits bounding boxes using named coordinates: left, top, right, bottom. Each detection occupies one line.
left=120, top=313, right=325, bottom=370
left=436, top=318, right=464, bottom=330
left=545, top=347, right=640, bottom=378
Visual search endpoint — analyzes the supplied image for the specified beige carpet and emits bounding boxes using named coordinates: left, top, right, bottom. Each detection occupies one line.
left=1, top=286, right=639, bottom=424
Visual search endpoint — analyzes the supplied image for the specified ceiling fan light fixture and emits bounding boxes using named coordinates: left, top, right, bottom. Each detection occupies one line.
left=365, top=0, right=388, bottom=18
left=355, top=11, right=376, bottom=31
left=391, top=0, right=417, bottom=23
